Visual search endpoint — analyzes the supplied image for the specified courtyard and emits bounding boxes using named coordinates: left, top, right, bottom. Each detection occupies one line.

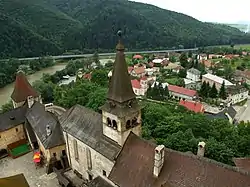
left=0, top=152, right=60, bottom=187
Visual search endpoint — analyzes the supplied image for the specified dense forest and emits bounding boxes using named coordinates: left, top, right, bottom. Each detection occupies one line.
left=0, top=0, right=250, bottom=58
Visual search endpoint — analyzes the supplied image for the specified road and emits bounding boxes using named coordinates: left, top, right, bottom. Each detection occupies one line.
left=237, top=99, right=250, bottom=123
left=3, top=48, right=198, bottom=61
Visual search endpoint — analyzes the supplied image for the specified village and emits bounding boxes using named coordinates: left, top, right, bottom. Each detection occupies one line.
left=1, top=36, right=250, bottom=187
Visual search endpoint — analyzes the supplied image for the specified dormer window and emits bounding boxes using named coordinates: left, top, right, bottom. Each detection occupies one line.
left=107, top=118, right=112, bottom=127
left=112, top=120, right=117, bottom=130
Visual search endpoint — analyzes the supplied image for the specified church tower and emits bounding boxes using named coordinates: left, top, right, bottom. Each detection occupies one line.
left=100, top=31, right=141, bottom=146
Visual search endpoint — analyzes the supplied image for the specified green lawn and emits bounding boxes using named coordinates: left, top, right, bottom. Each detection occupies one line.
left=10, top=144, right=30, bottom=157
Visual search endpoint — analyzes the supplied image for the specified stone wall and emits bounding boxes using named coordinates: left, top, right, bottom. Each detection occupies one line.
left=0, top=124, right=26, bottom=149
left=63, top=132, right=114, bottom=180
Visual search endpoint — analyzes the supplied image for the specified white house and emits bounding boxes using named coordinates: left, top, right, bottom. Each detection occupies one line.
left=131, top=77, right=148, bottom=96
left=186, top=68, right=201, bottom=82
left=227, top=85, right=249, bottom=105
left=202, top=73, right=234, bottom=90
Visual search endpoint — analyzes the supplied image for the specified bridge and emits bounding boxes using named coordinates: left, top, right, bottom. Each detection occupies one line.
left=13, top=48, right=198, bottom=61
left=46, top=105, right=66, bottom=116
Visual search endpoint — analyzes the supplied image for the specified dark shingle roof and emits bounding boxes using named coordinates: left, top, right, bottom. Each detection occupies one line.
left=11, top=71, right=39, bottom=102
left=88, top=176, right=115, bottom=187
left=188, top=68, right=201, bottom=75
left=0, top=174, right=30, bottom=187
left=206, top=106, right=236, bottom=121
left=233, top=158, right=250, bottom=172
left=0, top=106, right=27, bottom=132
left=109, top=132, right=250, bottom=187
left=59, top=104, right=121, bottom=160
left=26, top=102, right=65, bottom=149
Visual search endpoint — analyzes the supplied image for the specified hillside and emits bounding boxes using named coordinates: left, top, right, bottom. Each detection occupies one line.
left=0, top=0, right=250, bottom=58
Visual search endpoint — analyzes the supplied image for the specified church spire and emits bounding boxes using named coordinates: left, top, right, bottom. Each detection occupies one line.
left=107, top=31, right=135, bottom=103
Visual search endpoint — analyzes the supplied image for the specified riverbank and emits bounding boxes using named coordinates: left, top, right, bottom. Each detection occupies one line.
left=0, top=63, right=67, bottom=106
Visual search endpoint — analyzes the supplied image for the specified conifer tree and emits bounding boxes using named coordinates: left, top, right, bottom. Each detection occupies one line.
left=209, top=83, right=218, bottom=98
left=219, top=81, right=227, bottom=99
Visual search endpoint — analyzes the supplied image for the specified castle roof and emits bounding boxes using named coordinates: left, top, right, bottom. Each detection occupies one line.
left=11, top=71, right=39, bottom=102
left=109, top=132, right=250, bottom=187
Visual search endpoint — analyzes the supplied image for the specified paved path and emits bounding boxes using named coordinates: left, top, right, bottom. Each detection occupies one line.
left=0, top=152, right=59, bottom=187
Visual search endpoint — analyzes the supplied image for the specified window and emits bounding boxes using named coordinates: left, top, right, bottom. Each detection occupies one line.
left=107, top=118, right=112, bottom=127
left=86, top=147, right=92, bottom=170
left=102, top=170, right=107, bottom=176
left=73, top=139, right=79, bottom=161
left=88, top=174, right=93, bottom=181
left=112, top=120, right=117, bottom=130
left=15, top=128, right=18, bottom=132
left=62, top=150, right=66, bottom=156
left=126, top=120, right=131, bottom=129
left=53, top=153, right=56, bottom=157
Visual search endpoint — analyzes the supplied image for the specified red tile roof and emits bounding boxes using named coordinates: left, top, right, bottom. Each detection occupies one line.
left=133, top=54, right=143, bottom=59
left=83, top=73, right=91, bottom=80
left=233, top=158, right=250, bottom=172
left=168, top=85, right=197, bottom=97
left=128, top=66, right=134, bottom=73
left=133, top=67, right=145, bottom=75
left=140, top=76, right=147, bottom=81
left=131, top=79, right=141, bottom=89
left=179, top=100, right=204, bottom=113
left=109, top=132, right=250, bottom=187
left=11, top=71, right=39, bottom=103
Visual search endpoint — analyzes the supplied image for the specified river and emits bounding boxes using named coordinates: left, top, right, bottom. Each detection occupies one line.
left=0, top=63, right=67, bottom=106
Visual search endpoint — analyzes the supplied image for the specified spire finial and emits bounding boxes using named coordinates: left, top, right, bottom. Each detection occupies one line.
left=116, top=30, right=124, bottom=51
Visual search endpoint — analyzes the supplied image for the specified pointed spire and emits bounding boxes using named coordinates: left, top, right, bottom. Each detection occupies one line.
left=107, top=31, right=135, bottom=103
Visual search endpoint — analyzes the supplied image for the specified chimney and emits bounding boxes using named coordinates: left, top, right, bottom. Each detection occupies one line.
left=27, top=96, right=34, bottom=108
left=197, top=142, right=206, bottom=157
left=153, top=145, right=165, bottom=177
left=46, top=124, right=52, bottom=137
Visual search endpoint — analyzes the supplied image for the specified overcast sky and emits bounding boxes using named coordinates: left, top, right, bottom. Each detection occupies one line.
left=131, top=0, right=250, bottom=23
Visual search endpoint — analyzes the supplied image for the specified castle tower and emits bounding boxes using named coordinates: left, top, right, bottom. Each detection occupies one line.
left=11, top=70, right=41, bottom=108
left=100, top=31, right=141, bottom=146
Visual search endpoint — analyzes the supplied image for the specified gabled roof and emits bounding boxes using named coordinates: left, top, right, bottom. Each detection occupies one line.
left=107, top=39, right=136, bottom=103
left=88, top=176, right=115, bottom=187
left=59, top=104, right=121, bottom=160
left=0, top=105, right=27, bottom=132
left=202, top=73, right=233, bottom=86
left=26, top=102, right=65, bottom=149
left=109, top=132, right=250, bottom=187
left=11, top=71, right=39, bottom=102
left=131, top=79, right=141, bottom=89
left=168, top=85, right=197, bottom=97
left=133, top=54, right=143, bottom=59
left=187, top=68, right=201, bottom=75
left=0, top=174, right=30, bottom=187
left=133, top=66, right=145, bottom=74
left=179, top=100, right=204, bottom=113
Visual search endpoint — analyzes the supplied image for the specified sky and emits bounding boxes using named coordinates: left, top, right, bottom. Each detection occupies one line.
left=132, top=0, right=250, bottom=23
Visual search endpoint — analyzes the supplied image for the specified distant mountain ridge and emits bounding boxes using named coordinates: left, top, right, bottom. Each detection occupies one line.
left=0, top=0, right=250, bottom=58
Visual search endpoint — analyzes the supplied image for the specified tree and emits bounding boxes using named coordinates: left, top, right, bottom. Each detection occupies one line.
left=91, top=69, right=108, bottom=87
left=219, top=81, right=227, bottom=100
left=1, top=101, right=13, bottom=113
left=93, top=51, right=100, bottom=67
left=178, top=69, right=187, bottom=78
left=163, top=85, right=169, bottom=99
left=188, top=51, right=192, bottom=58
left=224, top=65, right=234, bottom=80
left=33, top=80, right=55, bottom=103
left=199, top=82, right=208, bottom=98
left=158, top=82, right=165, bottom=101
left=209, top=83, right=218, bottom=98
left=180, top=53, right=188, bottom=68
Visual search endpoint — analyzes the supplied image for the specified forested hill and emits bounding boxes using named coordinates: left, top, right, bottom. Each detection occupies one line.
left=1, top=0, right=250, bottom=58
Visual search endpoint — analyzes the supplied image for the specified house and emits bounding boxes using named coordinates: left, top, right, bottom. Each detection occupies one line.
left=202, top=73, right=234, bottom=90
left=168, top=85, right=198, bottom=100
left=0, top=106, right=27, bottom=150
left=179, top=100, right=205, bottom=113
left=206, top=106, right=237, bottom=124
left=151, top=81, right=169, bottom=89
left=164, top=63, right=183, bottom=73
left=186, top=68, right=201, bottom=82
left=11, top=71, right=41, bottom=108
left=108, top=132, right=250, bottom=187
left=184, top=78, right=200, bottom=90
left=198, top=54, right=208, bottom=60
left=131, top=66, right=146, bottom=78
left=133, top=54, right=143, bottom=59
left=131, top=77, right=148, bottom=96
left=226, top=85, right=249, bottom=105
left=209, top=54, right=223, bottom=59
left=25, top=101, right=66, bottom=163
left=60, top=38, right=142, bottom=181
left=234, top=70, right=250, bottom=84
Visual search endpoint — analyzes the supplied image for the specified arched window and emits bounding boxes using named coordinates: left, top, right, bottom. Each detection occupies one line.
left=132, top=118, right=137, bottom=126
left=126, top=120, right=131, bottom=129
left=112, top=120, right=117, bottom=130
left=107, top=118, right=112, bottom=127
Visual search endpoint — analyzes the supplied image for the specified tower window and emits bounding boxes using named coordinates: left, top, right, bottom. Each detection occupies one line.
left=107, top=118, right=112, bottom=127
left=112, top=120, right=117, bottom=130
left=102, top=170, right=106, bottom=176
left=16, top=128, right=18, bottom=132
left=126, top=120, right=131, bottom=129
left=132, top=118, right=137, bottom=127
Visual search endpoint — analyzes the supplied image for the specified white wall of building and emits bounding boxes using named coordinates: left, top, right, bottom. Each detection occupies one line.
left=187, top=72, right=200, bottom=82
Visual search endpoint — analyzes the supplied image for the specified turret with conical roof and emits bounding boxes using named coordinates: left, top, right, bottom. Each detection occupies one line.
left=100, top=31, right=141, bottom=146
left=11, top=70, right=41, bottom=108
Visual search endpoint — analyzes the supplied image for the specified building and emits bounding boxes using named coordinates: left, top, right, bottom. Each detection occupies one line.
left=202, top=73, right=234, bottom=90
left=198, top=54, right=208, bottom=60
left=168, top=85, right=198, bottom=100
left=11, top=71, right=41, bottom=108
left=234, top=70, right=250, bottom=84
left=179, top=100, right=204, bottom=113
left=133, top=54, right=143, bottom=59
left=164, top=62, right=183, bottom=73
left=186, top=68, right=201, bottom=82
left=184, top=78, right=200, bottom=90
left=206, top=106, right=237, bottom=124
left=60, top=37, right=142, bottom=181
left=131, top=66, right=146, bottom=78
left=0, top=106, right=27, bottom=150
left=226, top=85, right=249, bottom=105
left=131, top=77, right=148, bottom=96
